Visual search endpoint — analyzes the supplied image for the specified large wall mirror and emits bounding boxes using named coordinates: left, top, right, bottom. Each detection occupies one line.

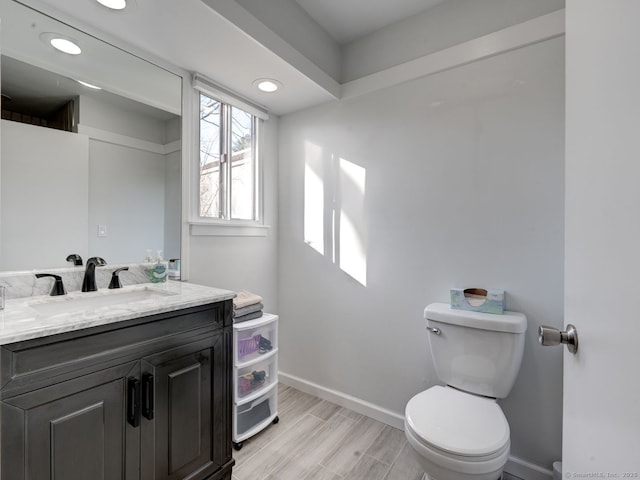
left=0, top=0, right=183, bottom=271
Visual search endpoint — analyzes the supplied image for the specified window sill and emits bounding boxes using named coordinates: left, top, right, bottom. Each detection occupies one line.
left=189, top=221, right=270, bottom=237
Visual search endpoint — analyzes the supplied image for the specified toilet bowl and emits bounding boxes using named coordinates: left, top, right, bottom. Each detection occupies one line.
left=405, top=386, right=510, bottom=480
left=405, top=303, right=527, bottom=480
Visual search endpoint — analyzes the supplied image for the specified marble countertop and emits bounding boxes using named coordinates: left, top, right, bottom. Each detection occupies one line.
left=0, top=281, right=235, bottom=345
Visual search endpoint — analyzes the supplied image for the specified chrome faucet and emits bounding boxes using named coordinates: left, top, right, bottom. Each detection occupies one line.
left=82, top=257, right=107, bottom=292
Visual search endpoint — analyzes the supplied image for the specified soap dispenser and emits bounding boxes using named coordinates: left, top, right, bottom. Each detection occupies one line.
left=149, top=250, right=168, bottom=283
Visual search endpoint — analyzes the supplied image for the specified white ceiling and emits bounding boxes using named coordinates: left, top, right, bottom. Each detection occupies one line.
left=295, top=0, right=446, bottom=44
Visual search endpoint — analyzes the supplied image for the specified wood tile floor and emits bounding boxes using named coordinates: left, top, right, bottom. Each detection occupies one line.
left=232, top=383, right=424, bottom=480
left=232, top=383, right=525, bottom=480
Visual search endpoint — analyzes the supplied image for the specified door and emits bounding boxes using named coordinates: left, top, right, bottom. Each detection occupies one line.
left=140, top=335, right=230, bottom=480
left=565, top=0, right=640, bottom=474
left=1, top=362, right=139, bottom=480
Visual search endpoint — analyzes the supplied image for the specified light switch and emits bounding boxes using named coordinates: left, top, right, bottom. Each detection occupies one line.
left=98, top=224, right=108, bottom=237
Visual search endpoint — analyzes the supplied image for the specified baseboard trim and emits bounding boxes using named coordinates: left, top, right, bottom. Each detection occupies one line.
left=505, top=455, right=553, bottom=480
left=279, top=371, right=405, bottom=430
left=280, top=371, right=554, bottom=480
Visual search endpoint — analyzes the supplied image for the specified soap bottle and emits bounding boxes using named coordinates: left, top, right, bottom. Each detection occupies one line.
left=149, top=250, right=168, bottom=283
left=144, top=249, right=153, bottom=263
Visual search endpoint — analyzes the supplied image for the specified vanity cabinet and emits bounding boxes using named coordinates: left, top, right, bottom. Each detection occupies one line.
left=0, top=300, right=234, bottom=480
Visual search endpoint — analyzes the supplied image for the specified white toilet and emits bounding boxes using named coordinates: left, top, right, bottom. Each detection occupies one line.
left=405, top=302, right=527, bottom=480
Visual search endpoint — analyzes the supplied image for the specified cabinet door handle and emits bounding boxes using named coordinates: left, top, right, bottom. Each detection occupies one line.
left=142, top=373, right=154, bottom=420
left=127, top=377, right=141, bottom=427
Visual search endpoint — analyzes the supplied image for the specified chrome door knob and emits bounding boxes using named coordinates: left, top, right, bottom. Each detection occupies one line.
left=538, top=324, right=579, bottom=354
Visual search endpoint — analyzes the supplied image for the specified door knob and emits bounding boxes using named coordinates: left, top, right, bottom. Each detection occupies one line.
left=538, top=324, right=579, bottom=354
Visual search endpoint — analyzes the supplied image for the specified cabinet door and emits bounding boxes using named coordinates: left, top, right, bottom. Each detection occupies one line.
left=1, top=362, right=139, bottom=480
left=140, top=334, right=230, bottom=480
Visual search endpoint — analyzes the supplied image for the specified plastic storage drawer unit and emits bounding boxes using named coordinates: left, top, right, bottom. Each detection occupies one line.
left=232, top=314, right=279, bottom=450
left=234, top=315, right=278, bottom=365
left=236, top=355, right=277, bottom=399
left=233, top=386, right=278, bottom=440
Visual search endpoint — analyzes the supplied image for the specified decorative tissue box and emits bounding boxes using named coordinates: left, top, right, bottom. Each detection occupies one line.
left=450, top=288, right=505, bottom=315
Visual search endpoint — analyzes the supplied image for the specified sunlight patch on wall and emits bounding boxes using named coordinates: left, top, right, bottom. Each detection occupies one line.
left=339, top=158, right=367, bottom=286
left=304, top=141, right=324, bottom=255
left=303, top=142, right=368, bottom=287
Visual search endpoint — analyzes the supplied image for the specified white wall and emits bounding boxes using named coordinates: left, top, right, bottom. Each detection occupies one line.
left=88, top=141, right=166, bottom=263
left=80, top=95, right=181, bottom=263
left=80, top=95, right=169, bottom=144
left=187, top=117, right=279, bottom=313
left=164, top=116, right=182, bottom=262
left=0, top=120, right=89, bottom=269
left=164, top=149, right=181, bottom=262
left=278, top=38, right=564, bottom=471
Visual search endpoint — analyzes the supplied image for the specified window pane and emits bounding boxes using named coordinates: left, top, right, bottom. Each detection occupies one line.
left=199, top=94, right=221, bottom=218
left=230, top=107, right=254, bottom=220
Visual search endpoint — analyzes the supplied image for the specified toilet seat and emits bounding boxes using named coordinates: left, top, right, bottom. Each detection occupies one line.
left=405, top=386, right=510, bottom=458
left=405, top=423, right=509, bottom=478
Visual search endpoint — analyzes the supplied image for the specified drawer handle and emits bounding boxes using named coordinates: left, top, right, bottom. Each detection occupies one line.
left=127, top=377, right=141, bottom=428
left=142, top=373, right=154, bottom=420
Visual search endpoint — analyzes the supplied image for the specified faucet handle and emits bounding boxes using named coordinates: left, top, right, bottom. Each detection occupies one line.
left=35, top=274, right=67, bottom=296
left=87, top=257, right=107, bottom=266
left=66, top=254, right=83, bottom=266
left=108, top=267, right=129, bottom=289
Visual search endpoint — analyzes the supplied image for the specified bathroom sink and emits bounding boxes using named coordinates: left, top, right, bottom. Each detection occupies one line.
left=30, top=288, right=176, bottom=316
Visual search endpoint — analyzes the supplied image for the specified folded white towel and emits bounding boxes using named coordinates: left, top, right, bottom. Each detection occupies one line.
left=234, top=290, right=264, bottom=309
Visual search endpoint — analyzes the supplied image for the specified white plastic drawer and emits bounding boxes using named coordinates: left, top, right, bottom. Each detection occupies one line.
left=233, top=386, right=278, bottom=441
left=235, top=354, right=277, bottom=400
left=234, top=314, right=278, bottom=366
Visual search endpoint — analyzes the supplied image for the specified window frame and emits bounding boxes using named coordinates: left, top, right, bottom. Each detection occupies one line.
left=191, top=77, right=267, bottom=235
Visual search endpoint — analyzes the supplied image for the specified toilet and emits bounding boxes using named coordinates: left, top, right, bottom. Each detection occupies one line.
left=405, top=303, right=527, bottom=480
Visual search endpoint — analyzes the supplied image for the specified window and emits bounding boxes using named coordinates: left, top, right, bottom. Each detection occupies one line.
left=199, top=92, right=259, bottom=221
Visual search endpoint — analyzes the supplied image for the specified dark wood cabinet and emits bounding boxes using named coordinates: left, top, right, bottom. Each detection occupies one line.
left=0, top=300, right=234, bottom=480
left=141, top=338, right=230, bottom=480
left=2, top=362, right=138, bottom=480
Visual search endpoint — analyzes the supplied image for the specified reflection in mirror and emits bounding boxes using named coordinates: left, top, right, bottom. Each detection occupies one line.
left=0, top=0, right=182, bottom=271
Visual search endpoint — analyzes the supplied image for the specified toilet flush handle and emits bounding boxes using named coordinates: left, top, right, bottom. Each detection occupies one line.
left=538, top=324, right=578, bottom=354
left=426, top=326, right=441, bottom=335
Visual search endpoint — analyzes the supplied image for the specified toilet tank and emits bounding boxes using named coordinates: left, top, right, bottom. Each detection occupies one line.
left=424, top=303, right=527, bottom=398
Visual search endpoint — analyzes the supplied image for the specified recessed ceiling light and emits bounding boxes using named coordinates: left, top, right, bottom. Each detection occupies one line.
left=40, top=33, right=82, bottom=55
left=254, top=79, right=282, bottom=93
left=77, top=80, right=102, bottom=90
left=96, top=0, right=127, bottom=10
left=50, top=37, right=82, bottom=55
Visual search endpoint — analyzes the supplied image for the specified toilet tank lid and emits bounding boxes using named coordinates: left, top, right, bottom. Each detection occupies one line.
left=424, top=303, right=527, bottom=333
